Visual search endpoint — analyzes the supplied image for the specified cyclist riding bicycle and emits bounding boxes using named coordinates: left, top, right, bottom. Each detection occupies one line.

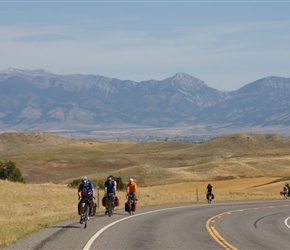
left=206, top=183, right=213, bottom=200
left=283, top=183, right=289, bottom=199
left=78, top=177, right=95, bottom=224
left=126, top=178, right=137, bottom=207
left=108, top=175, right=117, bottom=191
left=104, top=176, right=116, bottom=214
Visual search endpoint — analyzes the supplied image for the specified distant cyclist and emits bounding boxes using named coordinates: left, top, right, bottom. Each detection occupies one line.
left=104, top=176, right=116, bottom=214
left=283, top=183, right=289, bottom=199
left=78, top=177, right=95, bottom=224
left=127, top=178, right=137, bottom=204
left=206, top=183, right=213, bottom=201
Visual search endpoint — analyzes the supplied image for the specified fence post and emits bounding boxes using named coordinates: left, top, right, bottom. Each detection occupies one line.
left=97, top=186, right=100, bottom=209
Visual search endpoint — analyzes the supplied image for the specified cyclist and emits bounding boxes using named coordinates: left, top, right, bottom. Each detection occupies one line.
left=206, top=183, right=213, bottom=201
left=283, top=183, right=289, bottom=199
left=108, top=175, right=117, bottom=191
left=104, top=176, right=116, bottom=214
left=78, top=177, right=95, bottom=224
left=126, top=178, right=137, bottom=210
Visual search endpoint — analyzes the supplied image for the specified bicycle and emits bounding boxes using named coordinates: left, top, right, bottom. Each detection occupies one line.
left=78, top=197, right=96, bottom=228
left=82, top=197, right=91, bottom=229
left=283, top=190, right=288, bottom=200
left=127, top=193, right=135, bottom=215
left=107, top=193, right=115, bottom=217
left=206, top=193, right=213, bottom=204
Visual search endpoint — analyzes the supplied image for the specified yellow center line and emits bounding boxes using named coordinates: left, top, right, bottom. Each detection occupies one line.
left=211, top=226, right=238, bottom=250
left=206, top=217, right=238, bottom=250
left=206, top=204, right=290, bottom=250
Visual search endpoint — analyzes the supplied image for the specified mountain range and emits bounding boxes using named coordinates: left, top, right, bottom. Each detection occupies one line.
left=0, top=68, right=290, bottom=140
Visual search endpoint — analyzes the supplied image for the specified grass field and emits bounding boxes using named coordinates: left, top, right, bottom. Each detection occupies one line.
left=1, top=132, right=290, bottom=248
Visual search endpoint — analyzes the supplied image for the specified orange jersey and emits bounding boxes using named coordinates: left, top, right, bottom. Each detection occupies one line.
left=127, top=182, right=137, bottom=193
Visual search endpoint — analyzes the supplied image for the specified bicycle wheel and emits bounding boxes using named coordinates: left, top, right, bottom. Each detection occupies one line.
left=128, top=200, right=132, bottom=215
left=208, top=195, right=212, bottom=204
left=84, top=202, right=89, bottom=228
left=111, top=201, right=114, bottom=216
left=91, top=203, right=97, bottom=216
left=108, top=201, right=112, bottom=217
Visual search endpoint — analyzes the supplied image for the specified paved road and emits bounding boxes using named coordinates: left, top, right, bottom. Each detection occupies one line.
left=5, top=200, right=290, bottom=250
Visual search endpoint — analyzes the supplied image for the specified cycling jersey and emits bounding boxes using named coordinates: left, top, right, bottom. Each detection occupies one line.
left=105, top=180, right=115, bottom=194
left=127, top=181, right=137, bottom=193
left=207, top=185, right=212, bottom=194
left=78, top=182, right=94, bottom=197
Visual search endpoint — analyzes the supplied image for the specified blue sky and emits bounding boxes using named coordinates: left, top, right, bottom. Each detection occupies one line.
left=0, top=1, right=290, bottom=91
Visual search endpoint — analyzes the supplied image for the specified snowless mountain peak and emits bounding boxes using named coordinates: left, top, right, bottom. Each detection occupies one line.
left=168, top=72, right=207, bottom=89
left=1, top=68, right=53, bottom=76
left=173, top=72, right=200, bottom=80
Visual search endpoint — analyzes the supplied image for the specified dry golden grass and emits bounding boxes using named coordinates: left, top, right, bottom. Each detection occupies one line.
left=0, top=181, right=76, bottom=249
left=1, top=132, right=290, bottom=248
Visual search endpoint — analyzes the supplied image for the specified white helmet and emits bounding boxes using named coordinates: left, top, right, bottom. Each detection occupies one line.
left=82, top=177, right=89, bottom=186
left=129, top=178, right=133, bottom=182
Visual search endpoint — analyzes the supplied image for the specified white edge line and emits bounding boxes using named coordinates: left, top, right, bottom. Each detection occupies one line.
left=284, top=217, right=290, bottom=229
left=83, top=204, right=200, bottom=250
left=83, top=200, right=289, bottom=250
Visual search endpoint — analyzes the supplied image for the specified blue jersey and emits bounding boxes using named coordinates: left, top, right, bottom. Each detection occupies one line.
left=78, top=182, right=94, bottom=197
left=105, top=181, right=115, bottom=194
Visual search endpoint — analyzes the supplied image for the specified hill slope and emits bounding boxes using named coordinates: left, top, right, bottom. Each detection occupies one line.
left=1, top=132, right=290, bottom=185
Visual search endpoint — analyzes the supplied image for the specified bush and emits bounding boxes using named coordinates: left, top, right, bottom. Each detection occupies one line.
left=115, top=176, right=125, bottom=191
left=67, top=178, right=82, bottom=188
left=68, top=178, right=105, bottom=189
left=96, top=179, right=105, bottom=189
left=0, top=160, right=26, bottom=183
left=68, top=176, right=125, bottom=190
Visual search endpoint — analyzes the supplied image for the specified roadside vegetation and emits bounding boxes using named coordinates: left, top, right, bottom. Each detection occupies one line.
left=0, top=160, right=25, bottom=183
left=1, top=132, right=290, bottom=249
left=68, top=176, right=125, bottom=190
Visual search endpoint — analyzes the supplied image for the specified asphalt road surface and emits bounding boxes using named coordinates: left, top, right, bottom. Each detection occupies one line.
left=5, top=200, right=290, bottom=250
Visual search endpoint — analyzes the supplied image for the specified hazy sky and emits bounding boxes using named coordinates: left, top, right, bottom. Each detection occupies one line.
left=1, top=1, right=290, bottom=91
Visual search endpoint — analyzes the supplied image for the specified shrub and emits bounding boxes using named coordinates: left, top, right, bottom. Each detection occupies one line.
left=115, top=176, right=125, bottom=191
left=68, top=176, right=125, bottom=190
left=0, top=160, right=26, bottom=183
left=67, top=178, right=82, bottom=188
left=96, top=179, right=105, bottom=189
left=68, top=178, right=105, bottom=189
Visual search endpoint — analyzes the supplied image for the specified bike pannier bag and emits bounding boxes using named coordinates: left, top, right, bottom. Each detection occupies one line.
left=125, top=202, right=129, bottom=212
left=115, top=196, right=120, bottom=207
left=78, top=201, right=81, bottom=215
left=102, top=196, right=106, bottom=207
left=133, top=203, right=136, bottom=211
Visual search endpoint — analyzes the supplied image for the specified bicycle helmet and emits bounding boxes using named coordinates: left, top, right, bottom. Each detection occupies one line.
left=82, top=177, right=89, bottom=187
left=107, top=176, right=113, bottom=181
left=129, top=178, right=133, bottom=182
